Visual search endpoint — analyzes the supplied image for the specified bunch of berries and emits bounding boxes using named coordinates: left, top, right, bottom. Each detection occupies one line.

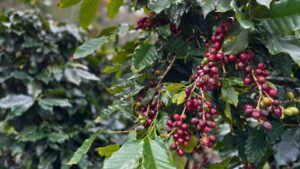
left=136, top=12, right=157, bottom=30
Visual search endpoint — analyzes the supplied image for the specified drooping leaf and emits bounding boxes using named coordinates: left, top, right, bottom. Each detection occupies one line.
left=68, top=133, right=98, bottom=165
left=143, top=137, right=176, bottom=169
left=256, top=0, right=272, bottom=8
left=103, top=140, right=143, bottom=169
left=221, top=87, right=239, bottom=107
left=222, top=26, right=250, bottom=55
left=198, top=0, right=221, bottom=17
left=245, top=129, right=268, bottom=163
left=107, top=0, right=123, bottom=18
left=38, top=98, right=71, bottom=111
left=148, top=0, right=173, bottom=13
left=173, top=155, right=187, bottom=169
left=260, top=34, right=300, bottom=66
left=164, top=37, right=192, bottom=57
left=132, top=44, right=157, bottom=72
left=260, top=15, right=300, bottom=38
left=96, top=144, right=120, bottom=157
left=74, top=37, right=108, bottom=59
left=273, top=128, right=300, bottom=166
left=224, top=102, right=232, bottom=127
left=64, top=68, right=99, bottom=85
left=79, top=0, right=100, bottom=28
left=57, top=0, right=81, bottom=8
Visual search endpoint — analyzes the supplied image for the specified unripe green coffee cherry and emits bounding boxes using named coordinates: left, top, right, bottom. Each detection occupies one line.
left=139, top=119, right=145, bottom=124
left=287, top=92, right=295, bottom=100
left=201, top=58, right=209, bottom=65
left=289, top=107, right=299, bottom=115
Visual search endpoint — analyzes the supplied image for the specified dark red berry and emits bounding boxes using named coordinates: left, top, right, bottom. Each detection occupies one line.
left=262, top=121, right=272, bottom=131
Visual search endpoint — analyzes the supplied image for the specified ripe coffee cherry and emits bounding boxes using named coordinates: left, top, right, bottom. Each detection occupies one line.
left=251, top=110, right=261, bottom=119
left=170, top=143, right=177, bottom=150
left=210, top=48, right=218, bottom=54
left=201, top=137, right=211, bottom=146
left=210, top=66, right=219, bottom=74
left=216, top=53, right=224, bottom=60
left=237, top=62, right=245, bottom=69
left=228, top=54, right=236, bottom=62
left=208, top=135, right=217, bottom=142
left=257, top=76, right=266, bottom=84
left=262, top=121, right=272, bottom=131
left=272, top=100, right=280, bottom=106
left=261, top=83, right=270, bottom=91
left=239, top=53, right=249, bottom=62
left=273, top=108, right=282, bottom=118
left=214, top=42, right=222, bottom=50
left=245, top=66, right=252, bottom=73
left=268, top=89, right=278, bottom=97
left=257, top=63, right=265, bottom=69
left=191, top=118, right=199, bottom=125
left=177, top=149, right=185, bottom=156
left=167, top=120, right=173, bottom=127
left=244, top=77, right=252, bottom=85
left=174, top=114, right=181, bottom=121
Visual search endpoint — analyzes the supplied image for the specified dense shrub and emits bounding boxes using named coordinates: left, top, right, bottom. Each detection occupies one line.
left=0, top=10, right=124, bottom=169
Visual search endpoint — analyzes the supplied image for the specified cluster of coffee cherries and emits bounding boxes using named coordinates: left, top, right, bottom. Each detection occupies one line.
left=167, top=114, right=191, bottom=156
left=136, top=12, right=157, bottom=30
left=169, top=23, right=181, bottom=35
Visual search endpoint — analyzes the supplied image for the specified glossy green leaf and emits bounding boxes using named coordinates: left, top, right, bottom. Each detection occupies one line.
left=256, top=0, right=272, bottom=8
left=273, top=128, right=300, bottom=165
left=107, top=0, right=123, bottom=18
left=262, top=0, right=300, bottom=18
left=173, top=155, right=187, bottom=169
left=224, top=102, right=232, bottom=127
left=57, top=0, right=81, bottom=8
left=183, top=135, right=197, bottom=153
left=222, top=26, right=250, bottom=55
left=209, top=157, right=238, bottom=169
left=132, top=44, right=157, bottom=72
left=96, top=144, right=120, bottom=157
left=38, top=98, right=71, bottom=111
left=164, top=37, right=191, bottom=57
left=0, top=95, right=34, bottom=109
left=143, top=138, right=176, bottom=169
left=68, top=133, right=98, bottom=165
left=216, top=0, right=232, bottom=12
left=149, top=0, right=172, bottom=13
left=245, top=129, right=268, bottom=163
left=103, top=140, right=143, bottom=169
left=230, top=1, right=254, bottom=30
left=221, top=87, right=238, bottom=107
left=74, top=37, right=108, bottom=59
left=198, top=0, right=220, bottom=17
left=260, top=34, right=300, bottom=66
left=79, top=0, right=99, bottom=28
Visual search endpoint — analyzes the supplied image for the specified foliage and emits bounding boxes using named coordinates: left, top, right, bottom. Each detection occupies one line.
left=0, top=10, right=125, bottom=169
left=49, top=0, right=300, bottom=168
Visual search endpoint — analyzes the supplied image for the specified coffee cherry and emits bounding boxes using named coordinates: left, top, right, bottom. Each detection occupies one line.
left=251, top=110, right=261, bottom=119
left=262, top=121, right=272, bottom=131
left=174, top=114, right=181, bottom=121
left=257, top=63, right=265, bottom=69
left=287, top=92, right=295, bottom=100
left=244, top=77, right=252, bottom=85
left=262, top=97, right=272, bottom=106
left=201, top=137, right=210, bottom=146
left=191, top=118, right=199, bottom=125
left=170, top=143, right=177, bottom=150
left=210, top=66, right=219, bottom=74
left=177, top=149, right=185, bottom=156
left=257, top=76, right=266, bottom=84
left=228, top=54, right=236, bottom=62
left=268, top=89, right=278, bottom=97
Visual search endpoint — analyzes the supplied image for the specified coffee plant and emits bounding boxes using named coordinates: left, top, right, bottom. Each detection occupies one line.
left=57, top=0, right=300, bottom=168
left=0, top=10, right=130, bottom=169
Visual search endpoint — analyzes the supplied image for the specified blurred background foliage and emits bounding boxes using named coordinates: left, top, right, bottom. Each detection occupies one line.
left=0, top=1, right=136, bottom=168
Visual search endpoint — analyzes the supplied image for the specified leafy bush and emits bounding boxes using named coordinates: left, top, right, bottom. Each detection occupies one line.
left=0, top=10, right=124, bottom=169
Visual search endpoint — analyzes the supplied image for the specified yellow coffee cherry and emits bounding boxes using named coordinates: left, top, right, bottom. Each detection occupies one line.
left=287, top=92, right=295, bottom=100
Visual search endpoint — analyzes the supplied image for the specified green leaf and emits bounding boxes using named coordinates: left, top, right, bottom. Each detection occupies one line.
left=273, top=128, right=300, bottom=165
left=256, top=0, right=272, bottom=8
left=245, top=129, right=268, bottom=163
left=68, top=133, right=98, bottom=165
left=183, top=135, right=197, bottom=153
left=261, top=0, right=300, bottom=18
left=224, top=102, right=232, bottom=127
left=74, top=37, right=108, bottom=59
left=107, top=0, right=123, bottom=18
left=132, top=44, right=157, bottom=72
left=221, top=87, right=238, bottom=107
left=209, top=157, right=238, bottom=169
left=260, top=34, right=300, bottom=66
left=148, top=0, right=172, bottom=13
left=0, top=95, right=34, bottom=109
left=230, top=1, right=254, bottom=30
left=38, top=98, right=71, bottom=111
left=266, top=121, right=284, bottom=144
left=48, top=132, right=69, bottom=143
left=96, top=144, right=120, bottom=157
left=103, top=140, right=143, bottom=169
left=143, top=137, right=176, bottom=169
left=198, top=0, right=221, bottom=17
left=222, top=26, right=250, bottom=55
left=57, top=0, right=81, bottom=8
left=166, top=83, right=185, bottom=92
left=260, top=15, right=300, bottom=38
left=79, top=0, right=100, bottom=28
left=216, top=0, right=232, bottom=12
left=173, top=155, right=187, bottom=169
left=172, top=91, right=186, bottom=105
left=164, top=37, right=191, bottom=57
left=64, top=68, right=99, bottom=85
left=27, top=81, right=42, bottom=98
